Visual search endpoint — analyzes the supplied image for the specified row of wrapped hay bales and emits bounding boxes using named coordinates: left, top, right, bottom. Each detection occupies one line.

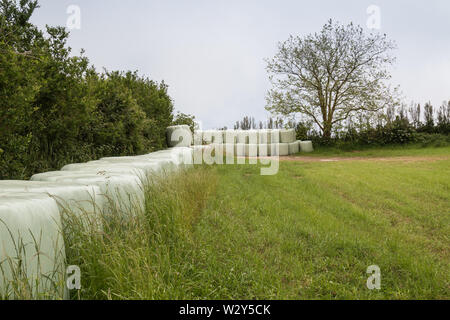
left=0, top=147, right=193, bottom=299
left=188, top=128, right=313, bottom=155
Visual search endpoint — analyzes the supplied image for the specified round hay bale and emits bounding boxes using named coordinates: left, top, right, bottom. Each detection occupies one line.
left=166, top=125, right=192, bottom=147
left=299, top=140, right=314, bottom=153
left=280, top=129, right=296, bottom=143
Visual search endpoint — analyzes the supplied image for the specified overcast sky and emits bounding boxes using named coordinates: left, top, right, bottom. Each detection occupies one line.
left=31, top=0, right=450, bottom=129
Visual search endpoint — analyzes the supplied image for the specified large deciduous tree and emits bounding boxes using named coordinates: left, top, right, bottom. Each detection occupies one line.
left=266, top=20, right=399, bottom=139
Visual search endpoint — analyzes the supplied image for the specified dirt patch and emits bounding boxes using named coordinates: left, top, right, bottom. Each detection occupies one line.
left=279, top=155, right=450, bottom=163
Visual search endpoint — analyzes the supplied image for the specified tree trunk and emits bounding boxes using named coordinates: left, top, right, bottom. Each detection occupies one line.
left=322, top=122, right=332, bottom=141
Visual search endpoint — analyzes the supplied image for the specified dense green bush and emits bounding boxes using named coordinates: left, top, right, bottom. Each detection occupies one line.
left=0, top=0, right=177, bottom=179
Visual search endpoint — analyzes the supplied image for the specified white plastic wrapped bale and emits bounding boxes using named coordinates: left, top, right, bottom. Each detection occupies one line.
left=236, top=131, right=249, bottom=144
left=30, top=171, right=145, bottom=217
left=61, top=163, right=147, bottom=181
left=223, top=130, right=238, bottom=144
left=299, top=141, right=314, bottom=153
left=211, top=130, right=224, bottom=144
left=280, top=129, right=296, bottom=143
left=193, top=130, right=203, bottom=146
left=166, top=125, right=192, bottom=147
left=86, top=159, right=169, bottom=176
left=141, top=147, right=193, bottom=166
left=235, top=143, right=246, bottom=157
left=0, top=193, right=66, bottom=299
left=223, top=144, right=235, bottom=157
left=192, top=145, right=212, bottom=164
left=247, top=130, right=259, bottom=145
left=258, top=130, right=269, bottom=144
left=98, top=156, right=177, bottom=173
left=270, top=129, right=281, bottom=144
left=270, top=143, right=289, bottom=156
left=0, top=181, right=105, bottom=231
left=202, top=130, right=224, bottom=145
left=246, top=144, right=258, bottom=157
left=258, top=144, right=271, bottom=157
left=139, top=152, right=188, bottom=169
left=288, top=141, right=300, bottom=155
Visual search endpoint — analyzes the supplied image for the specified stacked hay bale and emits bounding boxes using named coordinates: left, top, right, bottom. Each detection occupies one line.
left=166, top=125, right=192, bottom=147
left=193, top=128, right=309, bottom=156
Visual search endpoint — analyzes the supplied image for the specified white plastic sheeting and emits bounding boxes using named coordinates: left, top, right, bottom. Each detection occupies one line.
left=258, top=144, right=271, bottom=156
left=166, top=125, right=192, bottom=147
left=0, top=181, right=104, bottom=230
left=223, top=130, right=238, bottom=144
left=202, top=130, right=224, bottom=144
left=270, top=143, right=289, bottom=156
left=280, top=129, right=296, bottom=143
left=299, top=141, right=314, bottom=153
left=288, top=141, right=300, bottom=155
left=196, top=129, right=309, bottom=156
left=236, top=131, right=249, bottom=144
left=0, top=193, right=65, bottom=299
left=89, top=159, right=171, bottom=174
left=30, top=171, right=145, bottom=216
left=61, top=163, right=146, bottom=178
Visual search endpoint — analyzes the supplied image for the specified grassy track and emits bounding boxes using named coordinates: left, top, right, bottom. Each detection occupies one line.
left=72, top=147, right=449, bottom=299
left=302, top=145, right=450, bottom=158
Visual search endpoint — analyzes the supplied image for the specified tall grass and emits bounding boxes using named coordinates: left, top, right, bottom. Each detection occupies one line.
left=65, top=166, right=217, bottom=299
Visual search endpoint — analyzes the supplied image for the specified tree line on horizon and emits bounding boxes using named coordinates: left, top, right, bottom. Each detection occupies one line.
left=233, top=100, right=450, bottom=146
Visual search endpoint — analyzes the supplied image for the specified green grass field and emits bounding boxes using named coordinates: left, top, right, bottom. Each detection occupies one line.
left=70, top=146, right=449, bottom=300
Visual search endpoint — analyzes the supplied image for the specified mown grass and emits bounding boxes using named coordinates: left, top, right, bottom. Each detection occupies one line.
left=68, top=147, right=449, bottom=300
left=302, top=144, right=450, bottom=158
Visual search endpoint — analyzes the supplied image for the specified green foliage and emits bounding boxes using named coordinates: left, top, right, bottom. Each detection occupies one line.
left=172, top=112, right=197, bottom=133
left=0, top=0, right=176, bottom=179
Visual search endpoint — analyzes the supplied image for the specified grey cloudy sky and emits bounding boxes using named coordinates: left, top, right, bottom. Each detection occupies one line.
left=31, top=0, right=450, bottom=129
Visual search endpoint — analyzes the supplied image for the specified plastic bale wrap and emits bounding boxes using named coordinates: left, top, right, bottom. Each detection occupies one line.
left=270, top=143, right=289, bottom=156
left=248, top=130, right=259, bottom=145
left=299, top=141, right=314, bottom=153
left=288, top=141, right=300, bottom=155
left=193, top=130, right=203, bottom=146
left=166, top=125, right=192, bottom=147
left=87, top=160, right=170, bottom=177
left=223, top=143, right=235, bottom=157
left=235, top=143, right=246, bottom=157
left=236, top=131, right=249, bottom=144
left=258, top=130, right=269, bottom=144
left=223, top=130, right=238, bottom=144
left=245, top=144, right=257, bottom=157
left=0, top=193, right=66, bottom=299
left=201, top=130, right=213, bottom=145
left=211, top=130, right=224, bottom=144
left=61, top=163, right=147, bottom=183
left=99, top=156, right=176, bottom=172
left=0, top=181, right=105, bottom=232
left=258, top=144, right=271, bottom=157
left=30, top=171, right=145, bottom=218
left=270, top=129, right=281, bottom=144
left=203, top=130, right=224, bottom=145
left=280, top=129, right=296, bottom=143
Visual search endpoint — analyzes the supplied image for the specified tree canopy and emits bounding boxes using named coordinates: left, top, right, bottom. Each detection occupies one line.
left=266, top=20, right=399, bottom=139
left=0, top=0, right=177, bottom=179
